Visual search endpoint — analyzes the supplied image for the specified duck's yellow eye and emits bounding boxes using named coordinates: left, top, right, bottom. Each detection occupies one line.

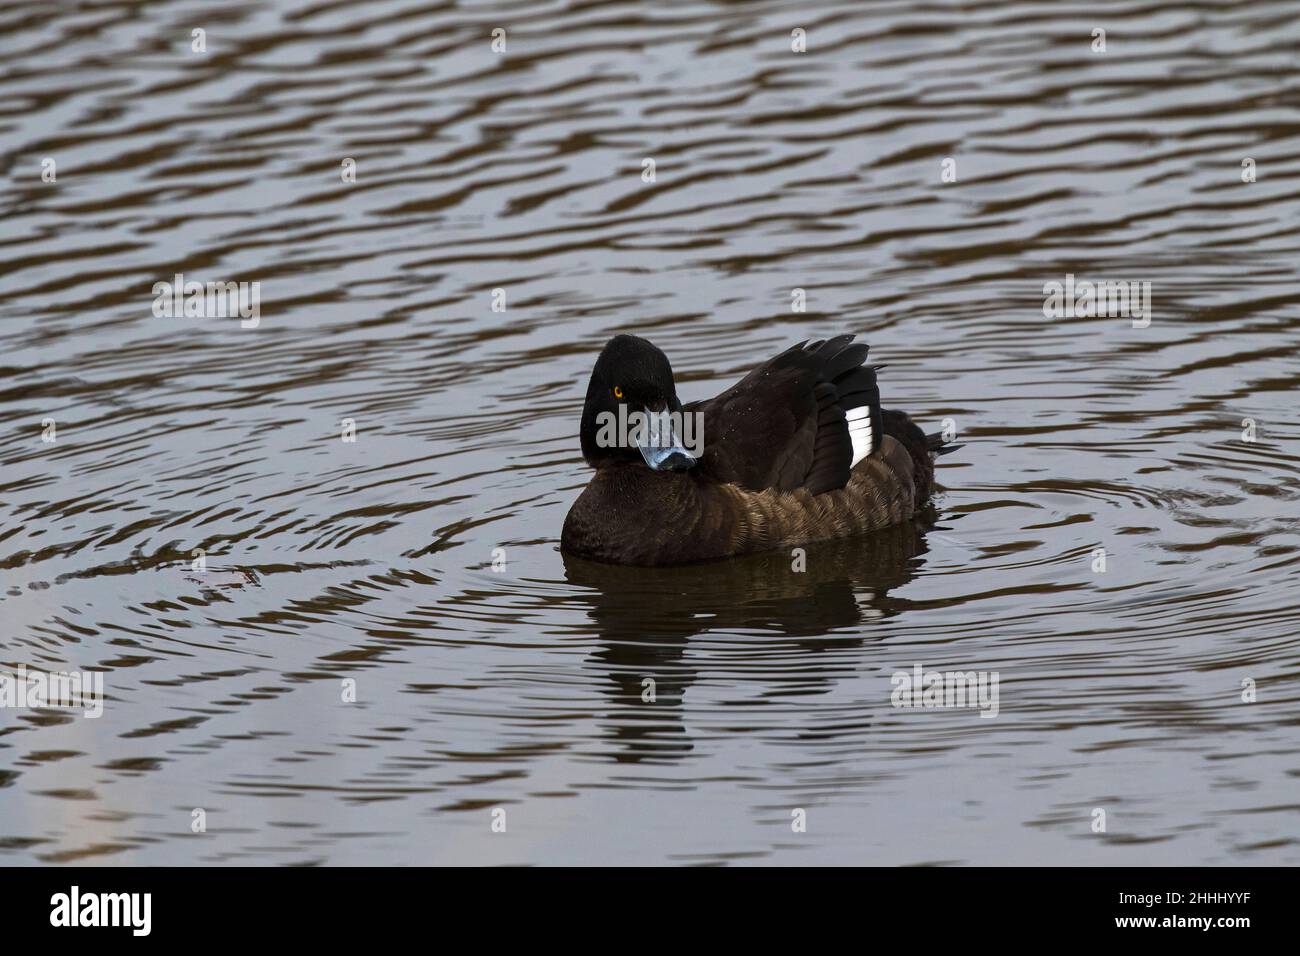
left=613, top=385, right=623, bottom=399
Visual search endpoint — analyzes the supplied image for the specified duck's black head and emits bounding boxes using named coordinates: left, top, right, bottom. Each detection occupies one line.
left=579, top=334, right=697, bottom=472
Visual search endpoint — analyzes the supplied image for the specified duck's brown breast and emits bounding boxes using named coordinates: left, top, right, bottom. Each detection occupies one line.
left=561, top=436, right=920, bottom=566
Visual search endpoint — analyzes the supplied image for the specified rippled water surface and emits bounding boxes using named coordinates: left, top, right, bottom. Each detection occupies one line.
left=2, top=0, right=1299, bottom=865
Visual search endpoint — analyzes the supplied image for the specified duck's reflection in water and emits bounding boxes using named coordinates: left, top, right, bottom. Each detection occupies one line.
left=562, top=515, right=935, bottom=763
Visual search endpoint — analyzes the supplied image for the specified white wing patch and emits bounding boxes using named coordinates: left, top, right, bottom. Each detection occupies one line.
left=846, top=406, right=874, bottom=467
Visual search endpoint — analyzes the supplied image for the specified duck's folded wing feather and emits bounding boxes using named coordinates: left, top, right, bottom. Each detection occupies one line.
left=684, top=335, right=883, bottom=495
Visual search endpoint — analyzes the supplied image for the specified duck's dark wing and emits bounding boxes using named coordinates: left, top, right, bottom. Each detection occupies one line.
left=684, top=335, right=883, bottom=495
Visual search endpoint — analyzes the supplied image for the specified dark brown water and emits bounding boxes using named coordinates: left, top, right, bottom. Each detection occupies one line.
left=2, top=0, right=1298, bottom=865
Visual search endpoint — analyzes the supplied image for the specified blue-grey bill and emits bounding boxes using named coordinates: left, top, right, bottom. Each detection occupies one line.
left=637, top=412, right=697, bottom=472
